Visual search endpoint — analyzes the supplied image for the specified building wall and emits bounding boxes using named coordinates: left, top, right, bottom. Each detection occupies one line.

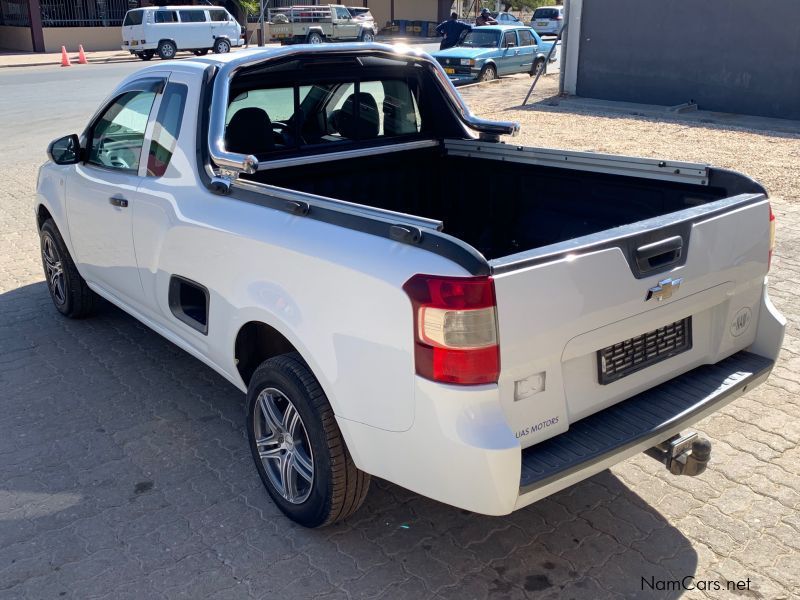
left=367, top=0, right=440, bottom=29
left=42, top=27, right=122, bottom=52
left=0, top=25, right=33, bottom=51
left=575, top=0, right=800, bottom=120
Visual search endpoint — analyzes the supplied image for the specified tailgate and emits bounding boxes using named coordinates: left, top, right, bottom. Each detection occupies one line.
left=491, top=194, right=771, bottom=449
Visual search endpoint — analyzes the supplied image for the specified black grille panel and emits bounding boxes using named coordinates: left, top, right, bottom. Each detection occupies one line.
left=598, top=317, right=692, bottom=384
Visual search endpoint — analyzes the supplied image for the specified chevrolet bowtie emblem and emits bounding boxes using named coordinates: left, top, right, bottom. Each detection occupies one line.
left=646, top=277, right=683, bottom=301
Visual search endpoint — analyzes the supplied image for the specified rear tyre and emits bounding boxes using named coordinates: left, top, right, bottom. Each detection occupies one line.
left=479, top=64, right=497, bottom=82
left=39, top=219, right=96, bottom=319
left=306, top=32, right=324, bottom=44
left=157, top=40, right=177, bottom=60
left=193, top=49, right=209, bottom=56
left=531, top=57, right=545, bottom=76
left=246, top=353, right=370, bottom=528
left=213, top=38, right=231, bottom=54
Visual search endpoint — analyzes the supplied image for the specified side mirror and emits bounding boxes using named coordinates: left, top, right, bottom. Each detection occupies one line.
left=47, top=134, right=81, bottom=165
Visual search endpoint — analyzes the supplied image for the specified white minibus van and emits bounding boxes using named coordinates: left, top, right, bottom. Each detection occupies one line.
left=122, top=6, right=244, bottom=61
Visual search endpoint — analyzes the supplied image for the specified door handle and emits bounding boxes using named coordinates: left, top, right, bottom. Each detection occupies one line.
left=109, top=195, right=129, bottom=208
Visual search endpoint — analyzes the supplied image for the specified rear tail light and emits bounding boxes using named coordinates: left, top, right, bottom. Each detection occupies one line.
left=554, top=15, right=564, bottom=20
left=403, top=274, right=500, bottom=385
left=768, top=204, right=776, bottom=270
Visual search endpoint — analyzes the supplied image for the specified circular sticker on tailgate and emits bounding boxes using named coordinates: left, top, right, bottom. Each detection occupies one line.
left=730, top=307, right=752, bottom=337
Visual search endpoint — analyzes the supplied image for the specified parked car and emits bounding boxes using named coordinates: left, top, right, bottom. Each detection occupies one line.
left=347, top=6, right=379, bottom=34
left=267, top=4, right=376, bottom=44
left=433, top=25, right=553, bottom=83
left=493, top=11, right=523, bottom=25
left=122, top=5, right=244, bottom=61
left=37, top=44, right=784, bottom=528
left=530, top=5, right=564, bottom=37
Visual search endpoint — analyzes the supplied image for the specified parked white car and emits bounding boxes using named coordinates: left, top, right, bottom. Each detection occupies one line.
left=122, top=5, right=244, bottom=61
left=530, top=5, right=564, bottom=37
left=36, top=45, right=784, bottom=527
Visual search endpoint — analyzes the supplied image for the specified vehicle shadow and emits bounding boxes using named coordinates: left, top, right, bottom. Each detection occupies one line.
left=0, top=282, right=695, bottom=599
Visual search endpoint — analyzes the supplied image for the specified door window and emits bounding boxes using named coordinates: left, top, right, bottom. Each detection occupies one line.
left=147, top=83, right=188, bottom=177
left=88, top=90, right=156, bottom=172
left=518, top=30, right=535, bottom=46
left=503, top=31, right=517, bottom=47
left=335, top=7, right=350, bottom=20
left=209, top=9, right=229, bottom=22
left=154, top=10, right=177, bottom=23
left=179, top=10, right=206, bottom=23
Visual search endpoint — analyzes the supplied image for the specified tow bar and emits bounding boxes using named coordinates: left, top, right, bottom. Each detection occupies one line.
left=645, top=432, right=712, bottom=476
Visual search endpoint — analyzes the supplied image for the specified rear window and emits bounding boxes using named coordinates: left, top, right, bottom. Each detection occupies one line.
left=209, top=9, right=229, bottom=22
left=179, top=10, right=207, bottom=23
left=154, top=10, right=177, bottom=24
left=225, top=78, right=422, bottom=156
left=123, top=10, right=143, bottom=26
left=533, top=8, right=559, bottom=19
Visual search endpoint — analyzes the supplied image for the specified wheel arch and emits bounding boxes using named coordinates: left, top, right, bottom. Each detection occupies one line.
left=306, top=28, right=325, bottom=40
left=158, top=38, right=178, bottom=50
left=234, top=320, right=299, bottom=387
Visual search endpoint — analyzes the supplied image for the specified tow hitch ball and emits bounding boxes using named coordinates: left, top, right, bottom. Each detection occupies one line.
left=645, top=432, right=712, bottom=476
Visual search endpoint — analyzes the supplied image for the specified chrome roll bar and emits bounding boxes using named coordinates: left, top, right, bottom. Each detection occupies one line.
left=207, top=43, right=519, bottom=176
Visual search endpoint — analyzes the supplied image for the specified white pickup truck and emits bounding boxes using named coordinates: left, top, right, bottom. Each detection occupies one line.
left=36, top=45, right=785, bottom=527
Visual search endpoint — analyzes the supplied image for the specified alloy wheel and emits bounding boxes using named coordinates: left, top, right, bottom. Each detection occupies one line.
left=42, top=235, right=66, bottom=306
left=253, top=387, right=314, bottom=504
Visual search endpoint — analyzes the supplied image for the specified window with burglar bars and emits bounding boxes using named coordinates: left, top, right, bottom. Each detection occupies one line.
left=38, top=0, right=143, bottom=27
left=0, top=0, right=31, bottom=26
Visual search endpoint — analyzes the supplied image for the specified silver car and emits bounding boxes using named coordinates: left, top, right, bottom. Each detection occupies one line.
left=530, top=5, right=564, bottom=37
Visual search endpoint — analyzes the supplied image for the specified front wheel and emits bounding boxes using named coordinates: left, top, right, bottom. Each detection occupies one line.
left=246, top=353, right=370, bottom=527
left=360, top=31, right=375, bottom=43
left=306, top=32, right=324, bottom=44
left=39, top=219, right=96, bottom=318
left=479, top=64, right=497, bottom=82
left=213, top=38, right=231, bottom=54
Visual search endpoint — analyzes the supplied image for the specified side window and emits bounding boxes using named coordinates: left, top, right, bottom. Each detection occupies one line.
left=209, top=10, right=228, bottom=22
left=155, top=10, right=177, bottom=24
left=179, top=10, right=206, bottom=23
left=335, top=7, right=350, bottom=19
left=88, top=90, right=156, bottom=172
left=503, top=31, right=517, bottom=47
left=518, top=30, right=534, bottom=47
left=147, top=83, right=188, bottom=177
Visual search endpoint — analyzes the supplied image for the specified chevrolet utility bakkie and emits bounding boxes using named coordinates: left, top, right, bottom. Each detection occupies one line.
left=36, top=45, right=785, bottom=527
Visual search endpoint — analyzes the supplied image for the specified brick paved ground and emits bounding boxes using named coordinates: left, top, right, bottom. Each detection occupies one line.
left=1, top=76, right=798, bottom=599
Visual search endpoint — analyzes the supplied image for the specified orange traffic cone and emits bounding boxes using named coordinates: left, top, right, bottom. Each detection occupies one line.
left=60, top=46, right=71, bottom=67
left=77, top=45, right=88, bottom=64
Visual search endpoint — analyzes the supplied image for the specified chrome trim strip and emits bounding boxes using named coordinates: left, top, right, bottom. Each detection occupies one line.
left=444, top=139, right=710, bottom=185
left=254, top=139, right=440, bottom=171
left=207, top=44, right=519, bottom=174
left=234, top=178, right=444, bottom=231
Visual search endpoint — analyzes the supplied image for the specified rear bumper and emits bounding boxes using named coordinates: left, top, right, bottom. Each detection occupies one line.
left=515, top=350, right=773, bottom=508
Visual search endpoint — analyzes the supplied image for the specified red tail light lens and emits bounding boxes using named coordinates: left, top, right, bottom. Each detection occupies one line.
left=403, top=274, right=500, bottom=385
left=768, top=204, right=776, bottom=270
